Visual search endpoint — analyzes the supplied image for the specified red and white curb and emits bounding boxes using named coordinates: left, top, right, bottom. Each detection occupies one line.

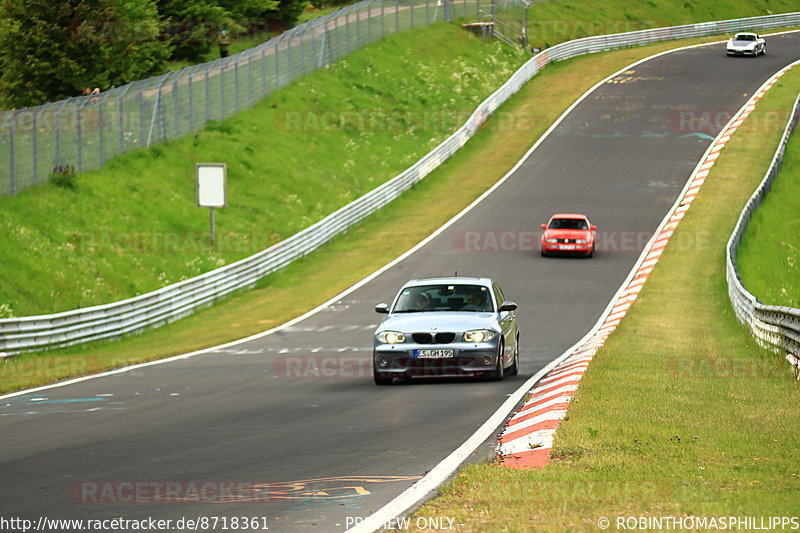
left=497, top=60, right=800, bottom=470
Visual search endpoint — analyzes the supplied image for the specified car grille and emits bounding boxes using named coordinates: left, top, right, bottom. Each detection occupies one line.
left=412, top=332, right=456, bottom=344
left=553, top=238, right=580, bottom=243
left=400, top=357, right=474, bottom=369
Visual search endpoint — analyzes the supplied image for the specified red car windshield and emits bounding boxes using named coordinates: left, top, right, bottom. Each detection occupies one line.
left=548, top=218, right=588, bottom=230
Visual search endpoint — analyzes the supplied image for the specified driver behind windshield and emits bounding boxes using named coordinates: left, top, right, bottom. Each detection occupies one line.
left=464, top=292, right=483, bottom=309
left=414, top=293, right=430, bottom=311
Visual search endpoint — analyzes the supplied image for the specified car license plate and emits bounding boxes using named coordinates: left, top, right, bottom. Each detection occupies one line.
left=415, top=349, right=454, bottom=359
left=558, top=244, right=575, bottom=250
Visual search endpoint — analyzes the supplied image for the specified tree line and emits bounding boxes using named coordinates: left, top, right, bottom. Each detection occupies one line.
left=0, top=0, right=308, bottom=108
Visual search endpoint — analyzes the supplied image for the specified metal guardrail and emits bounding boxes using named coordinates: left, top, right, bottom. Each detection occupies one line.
left=1, top=12, right=800, bottom=355
left=726, top=90, right=800, bottom=369
left=0, top=0, right=479, bottom=196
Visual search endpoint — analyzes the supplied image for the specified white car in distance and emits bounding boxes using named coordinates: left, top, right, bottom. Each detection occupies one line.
left=726, top=32, right=766, bottom=57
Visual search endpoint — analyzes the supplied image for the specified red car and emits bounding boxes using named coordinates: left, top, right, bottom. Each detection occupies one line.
left=540, top=214, right=597, bottom=257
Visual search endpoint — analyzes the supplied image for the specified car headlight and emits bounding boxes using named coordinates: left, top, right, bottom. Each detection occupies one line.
left=463, top=330, right=497, bottom=343
left=576, top=239, right=587, bottom=244
left=546, top=238, right=558, bottom=243
left=378, top=331, right=406, bottom=344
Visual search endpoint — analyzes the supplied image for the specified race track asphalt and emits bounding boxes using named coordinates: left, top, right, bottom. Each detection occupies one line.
left=2, top=32, right=799, bottom=533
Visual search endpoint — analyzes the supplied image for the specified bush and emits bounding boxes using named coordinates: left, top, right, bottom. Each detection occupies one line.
left=50, top=165, right=78, bottom=190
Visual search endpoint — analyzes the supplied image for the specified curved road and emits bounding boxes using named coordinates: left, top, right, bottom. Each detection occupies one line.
left=2, top=33, right=799, bottom=532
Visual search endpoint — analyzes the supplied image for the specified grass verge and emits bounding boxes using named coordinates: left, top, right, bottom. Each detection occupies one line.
left=408, top=61, right=800, bottom=531
left=0, top=31, right=736, bottom=394
left=737, top=98, right=800, bottom=308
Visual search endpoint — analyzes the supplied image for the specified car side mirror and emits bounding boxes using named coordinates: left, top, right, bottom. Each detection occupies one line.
left=540, top=224, right=547, bottom=230
left=499, top=301, right=518, bottom=312
left=375, top=303, right=389, bottom=314
left=590, top=225, right=597, bottom=231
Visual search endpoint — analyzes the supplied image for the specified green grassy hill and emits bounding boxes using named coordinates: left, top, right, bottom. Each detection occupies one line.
left=737, top=116, right=800, bottom=308
left=0, top=23, right=525, bottom=317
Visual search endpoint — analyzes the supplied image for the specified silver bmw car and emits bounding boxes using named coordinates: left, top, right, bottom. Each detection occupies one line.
left=372, top=277, right=520, bottom=385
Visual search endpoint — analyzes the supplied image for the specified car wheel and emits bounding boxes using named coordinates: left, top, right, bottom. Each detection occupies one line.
left=507, top=336, right=520, bottom=377
left=490, top=341, right=505, bottom=381
left=761, top=44, right=767, bottom=55
left=373, top=365, right=393, bottom=385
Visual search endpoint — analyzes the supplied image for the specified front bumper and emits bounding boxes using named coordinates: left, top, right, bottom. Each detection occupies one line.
left=727, top=48, right=757, bottom=56
left=541, top=242, right=593, bottom=255
left=373, top=342, right=499, bottom=377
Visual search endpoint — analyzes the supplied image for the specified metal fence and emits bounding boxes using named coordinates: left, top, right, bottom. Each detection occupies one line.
left=1, top=12, right=800, bottom=355
left=0, top=0, right=481, bottom=196
left=726, top=88, right=800, bottom=370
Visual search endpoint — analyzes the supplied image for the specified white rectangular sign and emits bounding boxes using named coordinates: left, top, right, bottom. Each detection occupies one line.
left=196, top=163, right=227, bottom=208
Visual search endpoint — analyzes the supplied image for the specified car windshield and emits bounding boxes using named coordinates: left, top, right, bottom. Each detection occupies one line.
left=735, top=34, right=755, bottom=41
left=393, top=284, right=494, bottom=313
left=548, top=218, right=588, bottom=230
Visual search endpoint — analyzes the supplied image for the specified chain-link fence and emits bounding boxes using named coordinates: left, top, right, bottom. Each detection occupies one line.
left=0, top=0, right=481, bottom=196
left=483, top=0, right=530, bottom=47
